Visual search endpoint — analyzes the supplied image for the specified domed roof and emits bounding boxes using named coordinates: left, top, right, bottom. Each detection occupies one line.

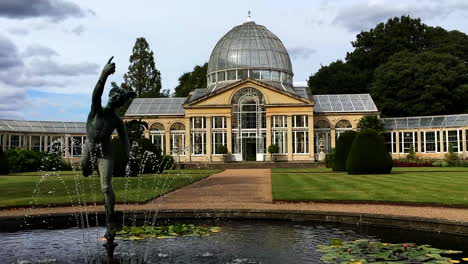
left=207, top=20, right=294, bottom=92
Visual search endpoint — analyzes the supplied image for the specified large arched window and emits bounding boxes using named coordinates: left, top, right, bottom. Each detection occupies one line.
left=150, top=123, right=165, bottom=154
left=314, top=120, right=331, bottom=154
left=170, top=123, right=185, bottom=155
left=231, top=87, right=266, bottom=160
left=335, top=119, right=353, bottom=139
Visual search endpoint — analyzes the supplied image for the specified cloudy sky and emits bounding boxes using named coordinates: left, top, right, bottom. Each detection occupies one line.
left=0, top=0, right=467, bottom=121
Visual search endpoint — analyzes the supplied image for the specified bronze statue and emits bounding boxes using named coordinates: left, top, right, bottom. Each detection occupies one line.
left=81, top=56, right=136, bottom=257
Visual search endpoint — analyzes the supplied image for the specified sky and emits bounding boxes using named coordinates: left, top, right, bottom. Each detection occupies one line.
left=0, top=0, right=467, bottom=121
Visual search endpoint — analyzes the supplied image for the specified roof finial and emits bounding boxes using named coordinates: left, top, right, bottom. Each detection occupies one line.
left=245, top=10, right=253, bottom=23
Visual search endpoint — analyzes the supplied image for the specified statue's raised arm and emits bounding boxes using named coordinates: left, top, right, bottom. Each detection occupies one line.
left=90, top=56, right=116, bottom=117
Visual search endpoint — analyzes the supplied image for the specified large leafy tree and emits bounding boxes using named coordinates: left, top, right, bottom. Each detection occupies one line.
left=371, top=51, right=468, bottom=117
left=123, top=37, right=162, bottom=98
left=308, top=16, right=468, bottom=117
left=174, top=63, right=207, bottom=97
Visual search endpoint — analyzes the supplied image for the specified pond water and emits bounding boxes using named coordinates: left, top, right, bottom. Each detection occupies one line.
left=1, top=219, right=467, bottom=264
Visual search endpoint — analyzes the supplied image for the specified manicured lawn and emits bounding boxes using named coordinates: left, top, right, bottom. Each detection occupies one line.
left=271, top=167, right=468, bottom=205
left=0, top=169, right=222, bottom=208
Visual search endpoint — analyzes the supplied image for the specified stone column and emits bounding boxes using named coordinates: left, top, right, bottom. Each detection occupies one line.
left=206, top=116, right=212, bottom=161
left=185, top=117, right=191, bottom=161
left=144, top=130, right=150, bottom=139
left=266, top=115, right=272, bottom=161
left=330, top=128, right=336, bottom=149
left=395, top=131, right=400, bottom=159
left=308, top=115, right=315, bottom=161
left=287, top=115, right=293, bottom=161
left=439, top=129, right=445, bottom=153
left=417, top=130, right=422, bottom=153
left=43, top=136, right=48, bottom=152
left=165, top=129, right=170, bottom=156
left=462, top=129, right=467, bottom=159
left=226, top=116, right=232, bottom=154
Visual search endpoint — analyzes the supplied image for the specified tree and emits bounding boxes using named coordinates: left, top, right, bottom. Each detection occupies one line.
left=371, top=51, right=468, bottom=117
left=174, top=63, right=207, bottom=97
left=123, top=37, right=162, bottom=98
left=307, top=60, right=367, bottom=94
left=357, top=115, right=386, bottom=134
left=307, top=15, right=468, bottom=117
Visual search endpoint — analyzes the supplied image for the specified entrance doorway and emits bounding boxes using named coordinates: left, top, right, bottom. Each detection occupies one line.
left=242, top=138, right=257, bottom=161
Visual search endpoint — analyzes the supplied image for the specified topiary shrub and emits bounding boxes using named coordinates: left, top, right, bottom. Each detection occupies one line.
left=6, top=148, right=43, bottom=172
left=346, top=128, right=393, bottom=174
left=0, top=148, right=9, bottom=174
left=159, top=155, right=175, bottom=172
left=332, top=131, right=358, bottom=171
left=325, top=148, right=336, bottom=168
left=216, top=145, right=228, bottom=155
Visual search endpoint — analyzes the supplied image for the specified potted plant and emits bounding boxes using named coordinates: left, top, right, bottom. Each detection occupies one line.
left=268, top=144, right=279, bottom=161
left=216, top=145, right=229, bottom=162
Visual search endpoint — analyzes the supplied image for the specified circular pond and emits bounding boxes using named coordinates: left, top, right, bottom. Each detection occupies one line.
left=2, top=220, right=467, bottom=264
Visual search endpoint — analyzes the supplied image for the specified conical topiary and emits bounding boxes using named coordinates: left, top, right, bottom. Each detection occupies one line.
left=332, top=130, right=358, bottom=171
left=346, top=128, right=393, bottom=174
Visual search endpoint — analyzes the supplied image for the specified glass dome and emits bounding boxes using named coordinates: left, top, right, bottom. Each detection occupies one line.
left=207, top=20, right=294, bottom=93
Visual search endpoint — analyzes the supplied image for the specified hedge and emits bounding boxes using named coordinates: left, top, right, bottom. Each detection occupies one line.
left=346, top=128, right=393, bottom=174
left=332, top=130, right=357, bottom=171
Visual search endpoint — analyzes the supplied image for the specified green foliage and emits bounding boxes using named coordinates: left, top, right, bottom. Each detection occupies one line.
left=307, top=60, right=368, bottom=95
left=346, top=128, right=393, bottom=174
left=432, top=161, right=450, bottom=167
left=406, top=145, right=417, bottom=161
left=5, top=149, right=70, bottom=173
left=372, top=51, right=468, bottom=117
left=445, top=143, right=459, bottom=161
left=174, top=63, right=208, bottom=97
left=160, top=155, right=175, bottom=172
left=0, top=148, right=9, bottom=174
left=115, top=224, right=220, bottom=240
left=125, top=120, right=145, bottom=144
left=357, top=115, right=385, bottom=134
left=325, top=148, right=336, bottom=168
left=267, top=144, right=279, bottom=154
left=122, top=37, right=162, bottom=98
left=307, top=15, right=468, bottom=117
left=332, top=131, right=357, bottom=171
left=216, top=145, right=228, bottom=155
left=318, top=239, right=462, bottom=263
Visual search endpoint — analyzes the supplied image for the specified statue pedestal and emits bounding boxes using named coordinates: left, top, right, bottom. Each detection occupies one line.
left=318, top=151, right=326, bottom=162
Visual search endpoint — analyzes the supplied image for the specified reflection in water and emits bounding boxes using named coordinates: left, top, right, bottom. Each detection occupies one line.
left=2, top=220, right=467, bottom=264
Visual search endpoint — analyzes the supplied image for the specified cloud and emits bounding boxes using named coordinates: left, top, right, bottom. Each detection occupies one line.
left=0, top=0, right=91, bottom=21
left=28, top=59, right=99, bottom=76
left=71, top=24, right=84, bottom=35
left=333, top=0, right=468, bottom=32
left=8, top=27, right=30, bottom=36
left=288, top=47, right=316, bottom=60
left=0, top=35, right=23, bottom=69
left=0, top=34, right=99, bottom=91
left=22, top=44, right=59, bottom=58
left=0, top=85, right=28, bottom=119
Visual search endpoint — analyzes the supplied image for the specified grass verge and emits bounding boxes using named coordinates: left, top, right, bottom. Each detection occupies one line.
left=271, top=167, right=468, bottom=206
left=0, top=169, right=221, bottom=208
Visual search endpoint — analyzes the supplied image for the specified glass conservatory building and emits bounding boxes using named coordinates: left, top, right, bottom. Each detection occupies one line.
left=1, top=18, right=467, bottom=162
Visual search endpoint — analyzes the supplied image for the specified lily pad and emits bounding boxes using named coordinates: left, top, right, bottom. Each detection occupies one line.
left=318, top=239, right=463, bottom=263
left=115, top=224, right=220, bottom=240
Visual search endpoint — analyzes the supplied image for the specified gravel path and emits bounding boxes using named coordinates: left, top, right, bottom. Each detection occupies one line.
left=1, top=169, right=467, bottom=223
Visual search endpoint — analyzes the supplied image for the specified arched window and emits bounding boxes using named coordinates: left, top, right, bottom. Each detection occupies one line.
left=150, top=123, right=165, bottom=154
left=231, top=87, right=266, bottom=160
left=170, top=123, right=185, bottom=155
left=335, top=119, right=353, bottom=141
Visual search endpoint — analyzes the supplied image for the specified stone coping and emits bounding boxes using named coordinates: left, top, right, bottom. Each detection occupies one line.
left=1, top=208, right=467, bottom=236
